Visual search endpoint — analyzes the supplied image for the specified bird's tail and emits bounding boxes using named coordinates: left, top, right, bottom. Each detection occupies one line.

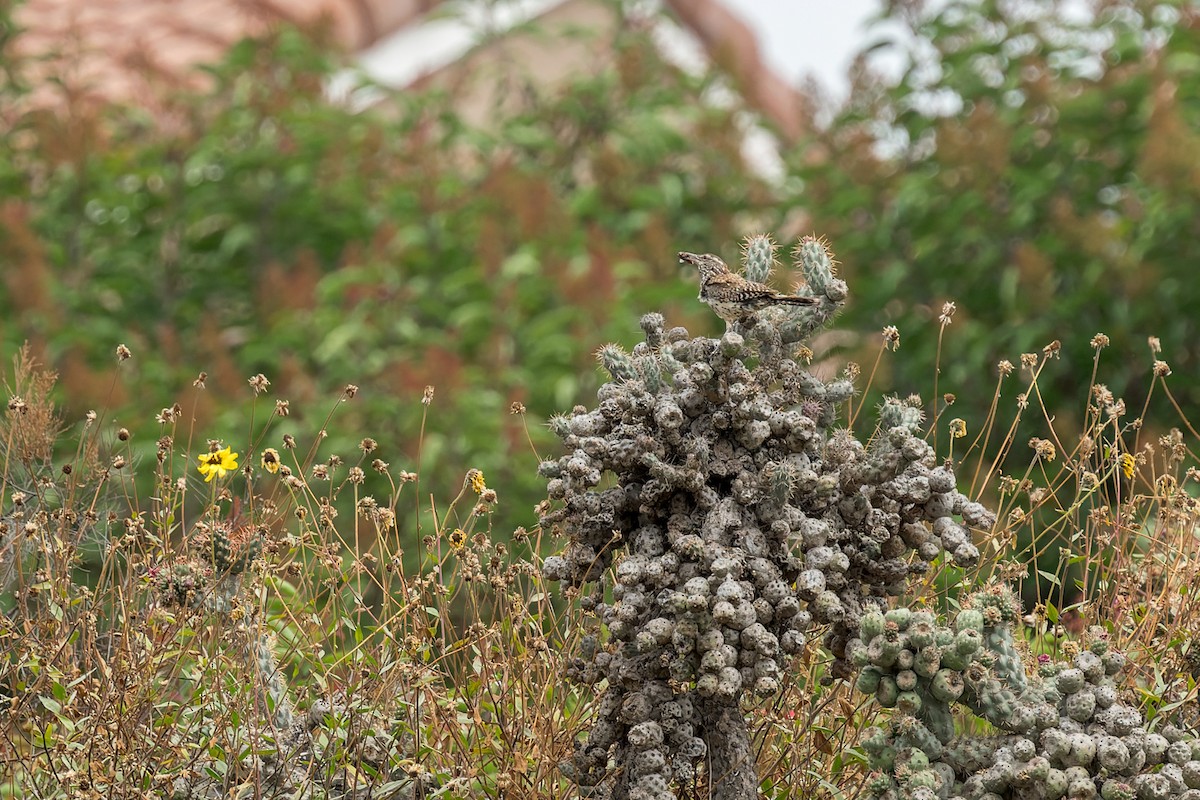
left=775, top=295, right=818, bottom=306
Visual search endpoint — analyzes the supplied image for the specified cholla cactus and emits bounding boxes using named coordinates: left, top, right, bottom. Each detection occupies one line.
left=540, top=236, right=993, bottom=800
left=854, top=586, right=1200, bottom=800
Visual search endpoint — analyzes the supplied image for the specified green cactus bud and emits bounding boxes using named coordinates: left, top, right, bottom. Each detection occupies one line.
left=955, top=628, right=983, bottom=655
left=597, top=344, right=637, bottom=382
left=907, top=750, right=931, bottom=772
left=940, top=647, right=969, bottom=672
left=792, top=234, right=836, bottom=295
left=955, top=609, right=985, bottom=633
left=896, top=690, right=922, bottom=715
left=1045, top=768, right=1070, bottom=800
left=896, top=669, right=919, bottom=691
left=913, top=645, right=942, bottom=679
left=929, top=668, right=964, bottom=703
left=766, top=461, right=800, bottom=505
left=857, top=666, right=883, bottom=695
left=877, top=396, right=924, bottom=434
left=1100, top=780, right=1136, bottom=800
left=742, top=234, right=777, bottom=284
left=635, top=355, right=668, bottom=394
left=861, top=610, right=887, bottom=641
left=876, top=675, right=900, bottom=708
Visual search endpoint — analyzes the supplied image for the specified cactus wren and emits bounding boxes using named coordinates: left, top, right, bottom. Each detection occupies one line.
left=680, top=251, right=817, bottom=323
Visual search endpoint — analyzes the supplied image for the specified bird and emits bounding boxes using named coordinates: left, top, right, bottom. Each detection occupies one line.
left=679, top=251, right=817, bottom=323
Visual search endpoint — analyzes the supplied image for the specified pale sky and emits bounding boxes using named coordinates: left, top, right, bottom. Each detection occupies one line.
left=725, top=0, right=884, bottom=99
left=347, top=0, right=887, bottom=103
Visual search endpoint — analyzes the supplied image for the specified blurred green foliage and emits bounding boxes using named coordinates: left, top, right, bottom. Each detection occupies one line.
left=3, top=0, right=1198, bottom=543
left=0, top=6, right=775, bottom=539
left=794, top=0, right=1200, bottom=430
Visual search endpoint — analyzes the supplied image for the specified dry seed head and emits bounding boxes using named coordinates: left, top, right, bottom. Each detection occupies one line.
left=938, top=302, right=956, bottom=325
left=248, top=373, right=271, bottom=394
left=1029, top=438, right=1056, bottom=462
left=193, top=372, right=207, bottom=388
left=116, top=343, right=132, bottom=361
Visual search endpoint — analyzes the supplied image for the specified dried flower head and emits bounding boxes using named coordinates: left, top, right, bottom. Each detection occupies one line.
left=510, top=401, right=527, bottom=414
left=948, top=418, right=967, bottom=439
left=343, top=384, right=359, bottom=400
left=248, top=373, right=271, bottom=394
left=467, top=469, right=486, bottom=494
left=938, top=301, right=956, bottom=325
left=261, top=448, right=280, bottom=474
left=1029, top=438, right=1056, bottom=462
left=275, top=399, right=290, bottom=417
left=193, top=372, right=207, bottom=389
left=1153, top=360, right=1171, bottom=377
left=1090, top=333, right=1109, bottom=349
left=422, top=385, right=435, bottom=406
left=116, top=344, right=132, bottom=361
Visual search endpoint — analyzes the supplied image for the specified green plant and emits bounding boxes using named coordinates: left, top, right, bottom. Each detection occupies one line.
left=794, top=0, right=1200, bottom=430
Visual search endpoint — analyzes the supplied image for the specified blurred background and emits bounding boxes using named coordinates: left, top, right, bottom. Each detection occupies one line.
left=1, top=0, right=1198, bottom=542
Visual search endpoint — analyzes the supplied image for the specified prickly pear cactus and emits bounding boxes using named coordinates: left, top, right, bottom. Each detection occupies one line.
left=540, top=235, right=995, bottom=800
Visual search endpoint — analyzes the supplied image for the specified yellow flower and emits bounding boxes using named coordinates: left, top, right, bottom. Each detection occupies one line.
left=449, top=528, right=467, bottom=551
left=198, top=446, right=239, bottom=483
left=1119, top=452, right=1135, bottom=480
left=261, top=448, right=280, bottom=474
left=948, top=418, right=967, bottom=439
left=467, top=469, right=486, bottom=494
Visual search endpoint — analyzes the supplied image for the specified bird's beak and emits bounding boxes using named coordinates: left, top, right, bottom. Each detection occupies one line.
left=678, top=252, right=700, bottom=266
